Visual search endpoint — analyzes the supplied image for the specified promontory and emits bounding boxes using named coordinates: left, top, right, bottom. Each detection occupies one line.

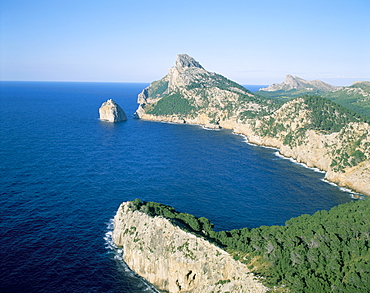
left=113, top=199, right=370, bottom=292
left=134, top=54, right=370, bottom=196
left=112, top=200, right=268, bottom=293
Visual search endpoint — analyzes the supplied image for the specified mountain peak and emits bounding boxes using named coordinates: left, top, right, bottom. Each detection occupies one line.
left=175, top=54, right=203, bottom=70
left=260, top=75, right=337, bottom=92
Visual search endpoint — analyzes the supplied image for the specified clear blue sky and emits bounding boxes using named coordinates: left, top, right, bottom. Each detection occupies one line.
left=1, top=0, right=369, bottom=85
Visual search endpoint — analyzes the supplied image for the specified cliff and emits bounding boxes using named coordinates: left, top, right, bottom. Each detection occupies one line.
left=99, top=99, right=127, bottom=122
left=112, top=201, right=267, bottom=293
left=134, top=55, right=370, bottom=196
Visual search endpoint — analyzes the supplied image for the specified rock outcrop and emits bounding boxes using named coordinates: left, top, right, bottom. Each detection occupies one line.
left=99, top=99, right=127, bottom=122
left=134, top=54, right=370, bottom=196
left=260, top=74, right=338, bottom=92
left=112, top=201, right=267, bottom=293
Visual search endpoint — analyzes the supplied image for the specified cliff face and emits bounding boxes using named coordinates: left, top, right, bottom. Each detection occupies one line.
left=134, top=55, right=370, bottom=196
left=112, top=202, right=267, bottom=293
left=99, top=99, right=127, bottom=122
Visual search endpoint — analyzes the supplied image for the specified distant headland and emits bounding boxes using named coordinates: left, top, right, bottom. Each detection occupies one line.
left=134, top=54, right=370, bottom=196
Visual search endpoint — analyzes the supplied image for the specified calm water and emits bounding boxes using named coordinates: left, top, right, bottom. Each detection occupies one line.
left=0, top=82, right=354, bottom=292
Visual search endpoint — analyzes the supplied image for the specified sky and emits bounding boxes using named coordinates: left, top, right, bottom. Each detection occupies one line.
left=0, top=0, right=369, bottom=86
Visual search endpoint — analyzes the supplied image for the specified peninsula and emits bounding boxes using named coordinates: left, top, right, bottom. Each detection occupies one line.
left=135, top=54, right=370, bottom=196
left=113, top=200, right=267, bottom=293
left=113, top=199, right=370, bottom=292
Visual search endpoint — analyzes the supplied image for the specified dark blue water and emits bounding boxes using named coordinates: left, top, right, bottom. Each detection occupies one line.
left=0, top=82, right=354, bottom=292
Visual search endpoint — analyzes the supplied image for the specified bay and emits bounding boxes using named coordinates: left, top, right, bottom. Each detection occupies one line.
left=0, top=82, right=353, bottom=292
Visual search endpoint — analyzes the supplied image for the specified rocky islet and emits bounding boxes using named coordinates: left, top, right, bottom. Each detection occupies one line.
left=99, top=99, right=127, bottom=122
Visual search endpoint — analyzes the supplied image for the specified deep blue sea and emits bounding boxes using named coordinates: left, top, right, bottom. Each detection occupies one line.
left=0, top=82, right=355, bottom=292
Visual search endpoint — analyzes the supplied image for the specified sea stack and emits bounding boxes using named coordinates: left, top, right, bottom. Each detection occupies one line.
left=99, top=99, right=127, bottom=122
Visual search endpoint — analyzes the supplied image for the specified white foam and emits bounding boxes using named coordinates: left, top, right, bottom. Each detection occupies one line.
left=273, top=151, right=326, bottom=174
left=320, top=179, right=365, bottom=199
left=233, top=132, right=279, bottom=150
left=200, top=125, right=222, bottom=131
left=233, top=131, right=363, bottom=197
left=321, top=178, right=338, bottom=187
left=104, top=218, right=160, bottom=292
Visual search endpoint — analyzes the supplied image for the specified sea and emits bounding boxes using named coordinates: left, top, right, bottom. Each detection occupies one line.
left=0, top=82, right=358, bottom=292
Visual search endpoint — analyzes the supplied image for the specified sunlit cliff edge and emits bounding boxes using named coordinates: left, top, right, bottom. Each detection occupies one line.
left=112, top=201, right=267, bottom=293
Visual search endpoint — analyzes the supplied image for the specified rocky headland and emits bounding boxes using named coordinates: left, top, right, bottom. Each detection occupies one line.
left=134, top=54, right=370, bottom=196
left=112, top=201, right=268, bottom=293
left=112, top=199, right=370, bottom=292
left=99, top=99, right=127, bottom=122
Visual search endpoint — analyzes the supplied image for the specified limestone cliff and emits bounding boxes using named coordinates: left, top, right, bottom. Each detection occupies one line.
left=99, top=99, right=127, bottom=122
left=134, top=54, right=370, bottom=196
left=112, top=201, right=267, bottom=293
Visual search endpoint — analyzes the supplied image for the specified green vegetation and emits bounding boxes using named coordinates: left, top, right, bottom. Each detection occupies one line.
left=329, top=126, right=369, bottom=172
left=130, top=198, right=370, bottom=292
left=302, top=95, right=367, bottom=133
left=257, top=89, right=325, bottom=100
left=147, top=79, right=169, bottom=98
left=146, top=92, right=197, bottom=116
left=324, top=82, right=370, bottom=118
left=185, top=72, right=250, bottom=94
left=130, top=198, right=214, bottom=235
left=144, top=69, right=282, bottom=121
left=257, top=82, right=370, bottom=119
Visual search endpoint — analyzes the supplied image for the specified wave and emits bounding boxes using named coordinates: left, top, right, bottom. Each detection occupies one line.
left=233, top=133, right=279, bottom=150
left=273, top=151, right=326, bottom=174
left=104, top=219, right=160, bottom=292
left=320, top=179, right=365, bottom=200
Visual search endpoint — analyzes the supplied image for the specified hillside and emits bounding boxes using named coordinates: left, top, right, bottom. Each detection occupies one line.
left=324, top=81, right=370, bottom=118
left=257, top=77, right=370, bottom=118
left=135, top=54, right=370, bottom=196
left=120, top=199, right=370, bottom=292
left=135, top=54, right=281, bottom=127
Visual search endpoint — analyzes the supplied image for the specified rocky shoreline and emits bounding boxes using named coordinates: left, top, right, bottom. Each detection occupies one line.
left=133, top=54, right=370, bottom=196
left=137, top=113, right=370, bottom=196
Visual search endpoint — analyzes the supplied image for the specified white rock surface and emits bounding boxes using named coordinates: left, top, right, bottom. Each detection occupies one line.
left=99, top=99, right=127, bottom=122
left=113, top=202, right=268, bottom=293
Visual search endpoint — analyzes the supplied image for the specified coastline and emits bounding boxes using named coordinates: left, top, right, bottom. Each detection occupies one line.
left=112, top=202, right=268, bottom=293
left=138, top=115, right=369, bottom=197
